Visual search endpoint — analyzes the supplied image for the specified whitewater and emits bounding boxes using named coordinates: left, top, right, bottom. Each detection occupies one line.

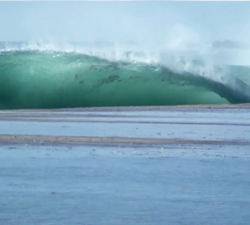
left=1, top=42, right=250, bottom=110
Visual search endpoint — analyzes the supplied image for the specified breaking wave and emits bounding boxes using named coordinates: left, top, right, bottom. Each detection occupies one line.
left=0, top=42, right=250, bottom=109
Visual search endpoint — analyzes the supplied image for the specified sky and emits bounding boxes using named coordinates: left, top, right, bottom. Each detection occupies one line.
left=0, top=1, right=250, bottom=45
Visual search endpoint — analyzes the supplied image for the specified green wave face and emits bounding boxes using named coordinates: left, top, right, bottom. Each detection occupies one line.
left=0, top=51, right=250, bottom=109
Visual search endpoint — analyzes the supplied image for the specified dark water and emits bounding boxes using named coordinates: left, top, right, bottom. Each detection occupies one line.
left=1, top=49, right=250, bottom=109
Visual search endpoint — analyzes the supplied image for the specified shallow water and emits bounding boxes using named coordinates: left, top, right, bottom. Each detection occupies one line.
left=1, top=108, right=250, bottom=225
left=1, top=145, right=250, bottom=225
left=1, top=109, right=250, bottom=142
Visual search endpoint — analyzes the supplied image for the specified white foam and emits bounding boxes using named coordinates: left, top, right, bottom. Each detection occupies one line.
left=0, top=40, right=249, bottom=95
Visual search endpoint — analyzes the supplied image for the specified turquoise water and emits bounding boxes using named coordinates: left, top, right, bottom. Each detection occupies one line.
left=1, top=49, right=250, bottom=109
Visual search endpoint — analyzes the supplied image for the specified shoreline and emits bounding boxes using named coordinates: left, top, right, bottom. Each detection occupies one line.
left=1, top=103, right=250, bottom=113
left=1, top=134, right=249, bottom=147
left=1, top=106, right=250, bottom=147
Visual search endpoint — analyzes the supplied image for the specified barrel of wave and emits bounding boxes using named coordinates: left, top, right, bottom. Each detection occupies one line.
left=0, top=51, right=229, bottom=109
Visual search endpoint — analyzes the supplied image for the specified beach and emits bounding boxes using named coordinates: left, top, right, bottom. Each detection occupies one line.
left=1, top=105, right=250, bottom=224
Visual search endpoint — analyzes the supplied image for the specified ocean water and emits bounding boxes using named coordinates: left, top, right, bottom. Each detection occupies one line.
left=1, top=42, right=250, bottom=109
left=1, top=105, right=250, bottom=225
left=1, top=144, right=250, bottom=225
